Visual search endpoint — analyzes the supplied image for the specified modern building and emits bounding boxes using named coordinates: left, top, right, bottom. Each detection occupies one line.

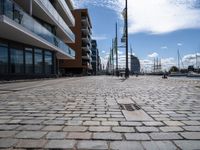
left=0, top=0, right=75, bottom=80
left=91, top=40, right=101, bottom=75
left=130, top=55, right=140, bottom=74
left=59, top=9, right=92, bottom=76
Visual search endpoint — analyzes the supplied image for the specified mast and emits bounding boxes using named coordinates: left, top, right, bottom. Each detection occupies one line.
left=178, top=49, right=180, bottom=71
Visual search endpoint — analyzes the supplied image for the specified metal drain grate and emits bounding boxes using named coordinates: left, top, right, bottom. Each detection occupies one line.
left=119, top=104, right=141, bottom=111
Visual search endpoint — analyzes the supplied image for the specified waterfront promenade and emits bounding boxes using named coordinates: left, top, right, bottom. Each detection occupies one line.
left=0, top=76, right=200, bottom=149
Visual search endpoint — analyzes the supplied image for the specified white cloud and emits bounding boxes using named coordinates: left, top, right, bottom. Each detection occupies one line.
left=92, top=35, right=108, bottom=40
left=161, top=46, right=168, bottom=49
left=74, top=0, right=200, bottom=34
left=148, top=52, right=159, bottom=58
left=101, top=50, right=106, bottom=53
left=177, top=43, right=183, bottom=46
left=182, top=52, right=200, bottom=67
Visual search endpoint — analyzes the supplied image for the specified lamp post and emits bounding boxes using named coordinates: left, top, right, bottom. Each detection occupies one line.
left=125, top=0, right=129, bottom=78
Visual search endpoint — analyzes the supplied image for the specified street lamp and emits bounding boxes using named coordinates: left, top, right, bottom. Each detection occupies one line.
left=121, top=0, right=129, bottom=78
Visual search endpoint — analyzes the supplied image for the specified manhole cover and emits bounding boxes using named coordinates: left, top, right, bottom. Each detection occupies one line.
left=120, top=104, right=141, bottom=111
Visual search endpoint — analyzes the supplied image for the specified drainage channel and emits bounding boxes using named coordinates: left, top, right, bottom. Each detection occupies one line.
left=117, top=99, right=153, bottom=121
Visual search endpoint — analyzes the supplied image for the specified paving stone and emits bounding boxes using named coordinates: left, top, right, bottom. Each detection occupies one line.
left=0, top=138, right=18, bottom=148
left=136, top=127, right=159, bottom=132
left=101, top=121, right=119, bottom=126
left=143, top=121, right=164, bottom=126
left=163, top=121, right=184, bottom=126
left=77, top=140, right=108, bottom=150
left=112, top=127, right=135, bottom=133
left=182, top=126, right=200, bottom=131
left=160, top=126, right=184, bottom=132
left=125, top=133, right=150, bottom=140
left=0, top=131, right=18, bottom=138
left=45, top=140, right=76, bottom=149
left=142, top=141, right=177, bottom=150
left=63, top=126, right=88, bottom=132
left=150, top=133, right=183, bottom=140
left=174, top=140, right=200, bottom=150
left=46, top=132, right=67, bottom=139
left=15, top=131, right=47, bottom=139
left=110, top=141, right=144, bottom=150
left=89, top=126, right=111, bottom=132
left=181, top=121, right=200, bottom=125
left=180, top=132, right=200, bottom=139
left=67, top=132, right=92, bottom=139
left=16, top=125, right=43, bottom=131
left=93, top=132, right=122, bottom=140
left=0, top=125, right=19, bottom=130
left=67, top=120, right=83, bottom=125
left=83, top=121, right=100, bottom=126
left=15, top=139, right=46, bottom=149
left=42, top=125, right=63, bottom=131
left=120, top=121, right=142, bottom=126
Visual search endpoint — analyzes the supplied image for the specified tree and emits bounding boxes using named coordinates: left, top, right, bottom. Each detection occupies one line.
left=169, top=66, right=179, bottom=72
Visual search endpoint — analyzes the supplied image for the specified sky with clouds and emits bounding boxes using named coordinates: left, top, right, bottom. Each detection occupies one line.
left=73, top=0, right=200, bottom=71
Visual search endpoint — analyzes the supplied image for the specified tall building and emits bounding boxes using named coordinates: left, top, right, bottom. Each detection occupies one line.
left=130, top=55, right=140, bottom=74
left=0, top=0, right=75, bottom=80
left=91, top=40, right=102, bottom=75
left=59, top=9, right=92, bottom=75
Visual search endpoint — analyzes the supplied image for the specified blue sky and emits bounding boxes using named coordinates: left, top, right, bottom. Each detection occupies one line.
left=74, top=0, right=200, bottom=71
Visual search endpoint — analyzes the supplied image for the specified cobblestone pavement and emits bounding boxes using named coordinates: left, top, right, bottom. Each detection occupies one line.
left=0, top=76, right=200, bottom=150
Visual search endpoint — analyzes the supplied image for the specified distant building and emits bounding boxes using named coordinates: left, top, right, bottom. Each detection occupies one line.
left=0, top=0, right=75, bottom=80
left=91, top=40, right=101, bottom=75
left=59, top=9, right=92, bottom=75
left=130, top=55, right=140, bottom=74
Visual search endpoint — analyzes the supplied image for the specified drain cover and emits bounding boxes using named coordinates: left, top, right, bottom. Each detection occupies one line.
left=120, top=104, right=141, bottom=111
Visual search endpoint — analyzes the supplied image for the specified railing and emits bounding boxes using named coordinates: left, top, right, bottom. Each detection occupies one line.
left=35, top=0, right=75, bottom=41
left=58, top=0, right=75, bottom=26
left=0, top=0, right=75, bottom=58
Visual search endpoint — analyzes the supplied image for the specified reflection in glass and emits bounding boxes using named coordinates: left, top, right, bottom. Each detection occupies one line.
left=44, top=51, right=52, bottom=74
left=0, top=46, right=8, bottom=74
left=25, top=48, right=33, bottom=74
left=10, top=48, right=24, bottom=74
left=34, top=49, right=43, bottom=74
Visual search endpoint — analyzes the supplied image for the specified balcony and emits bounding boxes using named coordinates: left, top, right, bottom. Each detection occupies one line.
left=82, top=44, right=91, bottom=53
left=0, top=0, right=75, bottom=59
left=82, top=53, right=90, bottom=60
left=81, top=26, right=91, bottom=35
left=32, top=0, right=75, bottom=43
left=54, top=0, right=75, bottom=27
left=82, top=35, right=91, bottom=44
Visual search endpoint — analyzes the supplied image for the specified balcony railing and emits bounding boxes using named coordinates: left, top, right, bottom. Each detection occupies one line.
left=0, top=0, right=75, bottom=58
left=58, top=0, right=75, bottom=26
left=35, top=0, right=75, bottom=41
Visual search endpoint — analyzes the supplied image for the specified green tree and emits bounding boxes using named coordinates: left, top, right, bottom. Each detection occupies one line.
left=169, top=66, right=179, bottom=72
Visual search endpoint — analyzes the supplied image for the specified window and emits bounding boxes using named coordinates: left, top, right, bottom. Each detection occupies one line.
left=10, top=48, right=24, bottom=74
left=0, top=0, right=3, bottom=14
left=44, top=51, right=52, bottom=74
left=25, top=48, right=33, bottom=74
left=34, top=49, right=43, bottom=74
left=0, top=45, right=8, bottom=74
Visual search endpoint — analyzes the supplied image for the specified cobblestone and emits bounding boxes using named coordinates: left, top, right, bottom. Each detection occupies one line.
left=0, top=76, right=199, bottom=149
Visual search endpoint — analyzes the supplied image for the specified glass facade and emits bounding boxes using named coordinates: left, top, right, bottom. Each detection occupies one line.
left=34, top=49, right=43, bottom=74
left=25, top=48, right=33, bottom=74
left=0, top=44, right=8, bottom=74
left=0, top=0, right=75, bottom=58
left=0, top=40, right=55, bottom=77
left=44, top=51, right=53, bottom=74
left=10, top=48, right=24, bottom=74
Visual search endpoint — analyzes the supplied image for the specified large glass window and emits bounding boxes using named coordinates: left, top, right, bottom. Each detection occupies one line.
left=44, top=51, right=53, bottom=74
left=34, top=49, right=43, bottom=74
left=4, top=0, right=13, bottom=19
left=0, top=45, right=8, bottom=74
left=10, top=48, right=24, bottom=74
left=25, top=48, right=33, bottom=74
